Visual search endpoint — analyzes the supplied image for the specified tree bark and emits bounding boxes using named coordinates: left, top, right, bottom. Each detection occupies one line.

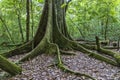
left=26, top=0, right=30, bottom=42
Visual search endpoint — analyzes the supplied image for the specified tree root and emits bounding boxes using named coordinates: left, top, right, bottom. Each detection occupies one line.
left=58, top=64, right=96, bottom=80
left=71, top=42, right=118, bottom=66
left=0, top=41, right=32, bottom=58
left=79, top=43, right=119, bottom=50
left=53, top=24, right=119, bottom=66
left=79, top=41, right=120, bottom=66
left=19, top=41, right=96, bottom=80
left=57, top=47, right=96, bottom=80
left=60, top=50, right=76, bottom=55
left=49, top=43, right=96, bottom=80
left=18, top=39, right=48, bottom=62
left=55, top=34, right=118, bottom=66
left=95, top=36, right=120, bottom=65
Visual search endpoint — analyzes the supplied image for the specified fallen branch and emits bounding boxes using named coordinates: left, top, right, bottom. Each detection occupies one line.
left=0, top=55, right=22, bottom=76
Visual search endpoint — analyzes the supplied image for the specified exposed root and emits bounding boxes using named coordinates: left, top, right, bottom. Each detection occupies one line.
left=0, top=41, right=32, bottom=58
left=60, top=50, right=76, bottom=55
left=47, top=62, right=58, bottom=67
left=49, top=43, right=96, bottom=80
left=79, top=42, right=120, bottom=65
left=18, top=39, right=48, bottom=62
left=53, top=23, right=119, bottom=66
left=55, top=34, right=118, bottom=66
left=95, top=36, right=120, bottom=65
left=58, top=64, right=96, bottom=80
left=72, top=42, right=118, bottom=66
left=17, top=41, right=95, bottom=79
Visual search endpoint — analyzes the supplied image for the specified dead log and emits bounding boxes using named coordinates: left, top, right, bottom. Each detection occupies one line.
left=0, top=55, right=22, bottom=75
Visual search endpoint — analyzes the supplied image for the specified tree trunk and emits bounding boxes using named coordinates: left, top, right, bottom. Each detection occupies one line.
left=0, top=17, right=15, bottom=44
left=16, top=9, right=24, bottom=42
left=104, top=16, right=109, bottom=40
left=26, top=0, right=30, bottom=42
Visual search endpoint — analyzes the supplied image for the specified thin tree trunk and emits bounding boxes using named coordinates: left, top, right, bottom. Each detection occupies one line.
left=69, top=17, right=85, bottom=39
left=30, top=0, right=34, bottom=38
left=26, top=0, right=30, bottom=42
left=117, top=37, right=120, bottom=50
left=17, top=10, right=24, bottom=42
left=30, top=0, right=34, bottom=49
left=0, top=17, right=15, bottom=44
left=65, top=0, right=72, bottom=12
left=13, top=0, right=24, bottom=42
left=104, top=17, right=109, bottom=40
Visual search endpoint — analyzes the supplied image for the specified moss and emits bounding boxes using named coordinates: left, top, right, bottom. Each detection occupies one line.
left=71, top=42, right=118, bottom=66
left=0, top=41, right=32, bottom=58
left=60, top=50, right=76, bottom=55
left=99, top=48, right=115, bottom=56
left=114, top=53, right=120, bottom=65
left=0, top=55, right=22, bottom=76
left=79, top=43, right=97, bottom=50
left=89, top=52, right=118, bottom=66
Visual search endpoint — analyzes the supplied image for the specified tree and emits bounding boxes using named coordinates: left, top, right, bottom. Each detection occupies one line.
left=26, top=0, right=30, bottom=42
left=1, top=0, right=120, bottom=79
left=14, top=0, right=24, bottom=42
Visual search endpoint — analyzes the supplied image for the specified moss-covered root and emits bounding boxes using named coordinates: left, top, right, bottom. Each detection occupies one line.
left=72, top=43, right=118, bottom=66
left=79, top=43, right=118, bottom=50
left=95, top=36, right=120, bottom=65
left=95, top=36, right=115, bottom=56
left=50, top=43, right=96, bottom=80
left=60, top=50, right=76, bottom=55
left=58, top=64, right=96, bottom=80
left=114, top=53, right=120, bottom=65
left=0, top=55, right=22, bottom=76
left=79, top=43, right=96, bottom=50
left=18, top=39, right=49, bottom=62
left=0, top=41, right=32, bottom=58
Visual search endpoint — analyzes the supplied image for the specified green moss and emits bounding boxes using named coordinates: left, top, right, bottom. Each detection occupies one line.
left=114, top=53, right=120, bottom=65
left=0, top=55, right=22, bottom=76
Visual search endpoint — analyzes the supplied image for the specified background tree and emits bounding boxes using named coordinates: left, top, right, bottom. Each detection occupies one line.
left=26, top=0, right=30, bottom=42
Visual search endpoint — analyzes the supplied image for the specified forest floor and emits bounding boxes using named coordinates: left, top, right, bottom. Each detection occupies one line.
left=7, top=50, right=120, bottom=80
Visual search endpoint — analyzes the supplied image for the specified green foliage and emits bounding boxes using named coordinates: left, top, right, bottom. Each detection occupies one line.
left=37, top=0, right=44, bottom=3
left=0, top=0, right=120, bottom=52
left=66, top=0, right=120, bottom=41
left=61, top=3, right=67, bottom=8
left=0, top=0, right=43, bottom=53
